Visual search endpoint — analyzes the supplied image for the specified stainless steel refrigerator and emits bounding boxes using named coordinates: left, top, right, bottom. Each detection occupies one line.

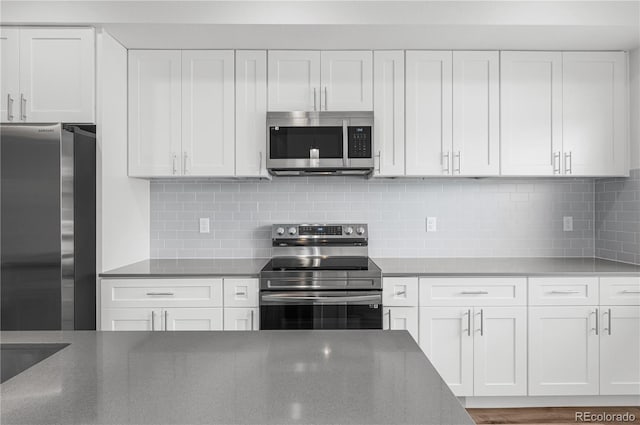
left=1, top=123, right=96, bottom=330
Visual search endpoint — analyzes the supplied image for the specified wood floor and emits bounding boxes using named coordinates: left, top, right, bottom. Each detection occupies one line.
left=467, top=407, right=640, bottom=425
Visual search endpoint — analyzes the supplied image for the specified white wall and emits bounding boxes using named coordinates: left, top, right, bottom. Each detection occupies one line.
left=630, top=48, right=640, bottom=170
left=96, top=30, right=149, bottom=272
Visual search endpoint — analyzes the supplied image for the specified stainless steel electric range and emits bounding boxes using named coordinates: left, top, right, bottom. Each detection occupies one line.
left=259, top=223, right=383, bottom=330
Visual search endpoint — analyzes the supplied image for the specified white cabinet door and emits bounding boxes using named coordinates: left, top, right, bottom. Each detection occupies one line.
left=223, top=278, right=259, bottom=308
left=164, top=308, right=223, bottom=331
left=320, top=51, right=372, bottom=111
left=101, top=308, right=160, bottom=331
left=224, top=308, right=259, bottom=331
left=373, top=51, right=405, bottom=176
left=500, top=51, right=562, bottom=176
left=562, top=52, right=627, bottom=176
left=405, top=51, right=453, bottom=176
left=235, top=50, right=268, bottom=177
left=452, top=51, right=499, bottom=176
left=268, top=50, right=320, bottom=111
left=473, top=307, right=527, bottom=396
left=128, top=50, right=182, bottom=177
left=384, top=307, right=419, bottom=343
left=419, top=307, right=473, bottom=396
left=600, top=306, right=640, bottom=395
left=383, top=277, right=419, bottom=307
left=19, top=28, right=94, bottom=123
left=0, top=28, right=20, bottom=123
left=182, top=50, right=235, bottom=176
left=529, top=306, right=599, bottom=395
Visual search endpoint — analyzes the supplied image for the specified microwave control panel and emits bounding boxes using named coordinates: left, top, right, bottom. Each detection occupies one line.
left=347, top=126, right=372, bottom=158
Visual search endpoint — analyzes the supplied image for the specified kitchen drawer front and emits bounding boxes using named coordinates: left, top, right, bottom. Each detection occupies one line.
left=383, top=277, right=419, bottom=307
left=102, top=279, right=223, bottom=308
left=600, top=277, right=640, bottom=305
left=419, top=277, right=526, bottom=306
left=529, top=277, right=598, bottom=306
left=223, top=278, right=259, bottom=307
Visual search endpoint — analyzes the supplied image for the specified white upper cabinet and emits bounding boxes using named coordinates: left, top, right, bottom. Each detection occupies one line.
left=373, top=51, right=405, bottom=176
left=1, top=28, right=20, bottom=123
left=0, top=27, right=94, bottom=123
left=267, top=50, right=372, bottom=111
left=128, top=50, right=182, bottom=177
left=501, top=52, right=563, bottom=176
left=320, top=51, right=373, bottom=111
left=562, top=52, right=627, bottom=176
left=452, top=51, right=500, bottom=176
left=182, top=50, right=235, bottom=176
left=268, top=51, right=320, bottom=111
left=405, top=51, right=453, bottom=176
left=235, top=51, right=268, bottom=177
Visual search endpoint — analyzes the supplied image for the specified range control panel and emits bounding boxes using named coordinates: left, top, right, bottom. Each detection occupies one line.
left=272, top=224, right=368, bottom=239
left=347, top=126, right=372, bottom=158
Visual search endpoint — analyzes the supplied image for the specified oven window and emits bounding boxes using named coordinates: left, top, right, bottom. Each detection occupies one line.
left=269, top=127, right=343, bottom=159
left=260, top=304, right=382, bottom=330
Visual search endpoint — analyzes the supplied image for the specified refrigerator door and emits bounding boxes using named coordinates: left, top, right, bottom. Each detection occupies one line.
left=1, top=124, right=63, bottom=330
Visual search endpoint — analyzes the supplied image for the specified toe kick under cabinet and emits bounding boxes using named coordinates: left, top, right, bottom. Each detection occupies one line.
left=100, top=278, right=259, bottom=331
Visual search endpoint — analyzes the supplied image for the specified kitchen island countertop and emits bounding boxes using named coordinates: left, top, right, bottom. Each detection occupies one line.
left=0, top=330, right=473, bottom=425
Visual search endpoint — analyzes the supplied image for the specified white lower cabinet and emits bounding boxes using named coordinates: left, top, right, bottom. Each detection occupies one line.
left=164, top=308, right=223, bottom=331
left=102, top=308, right=159, bottom=331
left=224, top=308, right=259, bottom=331
left=600, top=306, right=640, bottom=395
left=383, top=306, right=419, bottom=343
left=528, top=306, right=599, bottom=396
left=101, top=307, right=223, bottom=331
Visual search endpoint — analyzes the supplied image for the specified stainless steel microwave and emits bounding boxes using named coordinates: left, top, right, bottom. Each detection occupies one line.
left=266, top=111, right=374, bottom=176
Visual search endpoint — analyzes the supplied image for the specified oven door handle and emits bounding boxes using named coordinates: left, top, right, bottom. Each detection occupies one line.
left=261, top=294, right=381, bottom=304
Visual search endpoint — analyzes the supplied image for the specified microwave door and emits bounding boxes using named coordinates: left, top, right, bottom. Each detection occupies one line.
left=268, top=126, right=345, bottom=168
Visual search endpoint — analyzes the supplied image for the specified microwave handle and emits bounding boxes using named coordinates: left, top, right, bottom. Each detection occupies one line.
left=342, top=120, right=349, bottom=167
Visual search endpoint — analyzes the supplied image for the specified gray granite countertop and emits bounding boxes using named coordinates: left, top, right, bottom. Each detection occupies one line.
left=372, top=257, right=640, bottom=276
left=0, top=330, right=473, bottom=425
left=100, top=258, right=269, bottom=278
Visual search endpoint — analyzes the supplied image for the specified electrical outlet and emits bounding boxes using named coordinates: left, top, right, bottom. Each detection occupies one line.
left=199, top=218, right=210, bottom=234
left=563, top=216, right=573, bottom=232
left=426, top=217, right=437, bottom=232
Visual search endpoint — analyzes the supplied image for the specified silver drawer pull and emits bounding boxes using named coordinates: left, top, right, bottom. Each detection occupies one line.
left=236, top=292, right=247, bottom=296
left=460, top=291, right=489, bottom=295
left=621, top=290, right=640, bottom=294
left=146, top=292, right=175, bottom=296
left=549, top=290, right=581, bottom=294
left=395, top=291, right=406, bottom=296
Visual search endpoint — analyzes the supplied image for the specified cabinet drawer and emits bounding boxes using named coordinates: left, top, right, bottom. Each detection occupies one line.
left=529, top=277, right=598, bottom=306
left=383, top=277, right=419, bottom=307
left=420, top=277, right=526, bottom=306
left=223, top=278, right=259, bottom=307
left=101, top=279, right=223, bottom=308
left=600, top=277, right=640, bottom=305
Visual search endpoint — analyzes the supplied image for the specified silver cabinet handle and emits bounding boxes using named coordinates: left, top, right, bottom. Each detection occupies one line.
left=603, top=308, right=612, bottom=335
left=236, top=291, right=247, bottom=296
left=164, top=310, right=168, bottom=331
left=564, top=151, right=572, bottom=175
left=183, top=152, right=188, bottom=174
left=593, top=308, right=599, bottom=335
left=151, top=311, right=155, bottom=331
left=388, top=309, right=392, bottom=330
left=7, top=94, right=14, bottom=121
left=324, top=86, right=328, bottom=110
left=621, top=290, right=640, bottom=294
left=549, top=290, right=580, bottom=294
left=250, top=309, right=254, bottom=331
left=454, top=151, right=461, bottom=174
left=258, top=151, right=263, bottom=173
left=442, top=151, right=450, bottom=174
left=172, top=154, right=178, bottom=175
left=553, top=151, right=561, bottom=174
left=376, top=150, right=381, bottom=173
left=20, top=94, right=26, bottom=120
left=395, top=290, right=406, bottom=296
left=464, top=309, right=471, bottom=337
left=460, top=291, right=489, bottom=295
left=478, top=309, right=484, bottom=336
left=313, top=88, right=317, bottom=111
left=146, top=292, right=175, bottom=296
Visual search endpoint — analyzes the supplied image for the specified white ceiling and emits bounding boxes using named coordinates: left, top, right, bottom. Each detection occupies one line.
left=2, top=0, right=639, bottom=50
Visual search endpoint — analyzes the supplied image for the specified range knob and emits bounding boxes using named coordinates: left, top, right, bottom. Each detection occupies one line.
left=344, top=226, right=354, bottom=235
left=288, top=227, right=298, bottom=235
left=356, top=226, right=366, bottom=235
left=276, top=227, right=285, bottom=236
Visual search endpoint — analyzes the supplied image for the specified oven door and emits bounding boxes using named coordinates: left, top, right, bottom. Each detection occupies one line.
left=260, top=291, right=382, bottom=330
